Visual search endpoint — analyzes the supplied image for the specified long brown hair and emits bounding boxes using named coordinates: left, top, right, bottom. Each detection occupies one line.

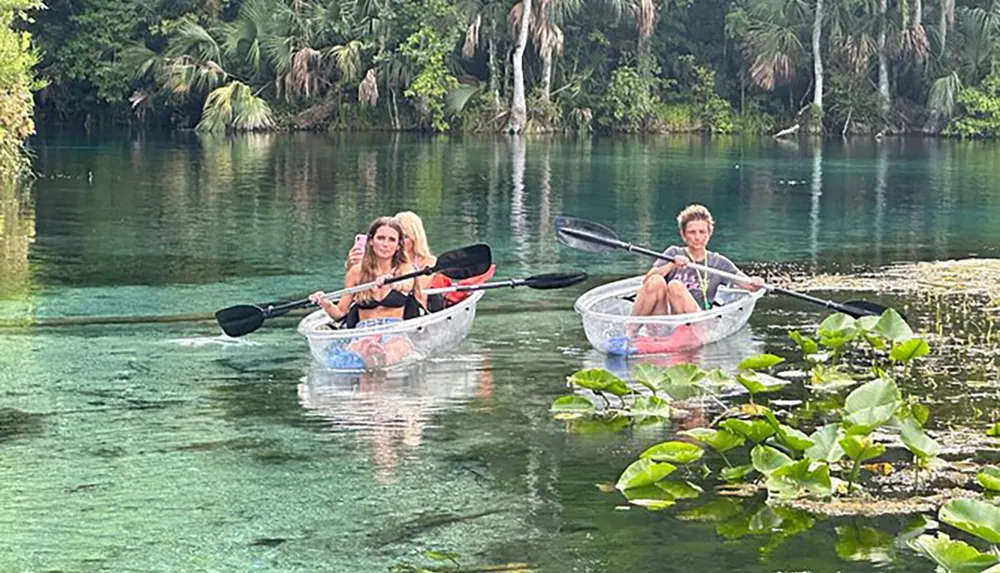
left=354, top=217, right=410, bottom=303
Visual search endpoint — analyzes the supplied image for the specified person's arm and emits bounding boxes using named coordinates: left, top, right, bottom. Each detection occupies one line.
left=310, top=265, right=360, bottom=319
left=720, top=257, right=765, bottom=291
left=407, top=264, right=427, bottom=308
left=647, top=246, right=682, bottom=278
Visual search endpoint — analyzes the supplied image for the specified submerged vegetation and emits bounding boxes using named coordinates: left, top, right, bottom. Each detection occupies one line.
left=27, top=0, right=1000, bottom=136
left=551, top=307, right=1000, bottom=571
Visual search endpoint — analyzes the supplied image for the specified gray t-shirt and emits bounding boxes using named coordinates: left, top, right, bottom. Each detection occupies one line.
left=653, top=246, right=741, bottom=308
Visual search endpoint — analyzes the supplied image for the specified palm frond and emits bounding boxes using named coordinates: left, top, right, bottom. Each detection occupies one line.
left=359, top=67, right=379, bottom=106
left=329, top=40, right=364, bottom=83
left=928, top=71, right=962, bottom=117
left=197, top=80, right=275, bottom=132
left=166, top=19, right=222, bottom=62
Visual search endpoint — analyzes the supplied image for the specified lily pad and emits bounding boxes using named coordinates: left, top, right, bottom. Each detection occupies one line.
left=721, top=464, right=756, bottom=482
left=976, top=467, right=1000, bottom=492
left=890, top=338, right=930, bottom=363
left=875, top=308, right=914, bottom=342
left=550, top=395, right=595, bottom=417
left=805, top=424, right=845, bottom=464
left=908, top=532, right=998, bottom=573
left=639, top=441, right=704, bottom=464
left=567, top=369, right=630, bottom=397
left=751, top=444, right=793, bottom=476
left=788, top=330, right=819, bottom=354
left=738, top=353, right=786, bottom=371
left=633, top=363, right=668, bottom=393
left=839, top=435, right=885, bottom=463
left=735, top=371, right=789, bottom=395
left=615, top=458, right=677, bottom=491
left=900, top=417, right=940, bottom=459
left=721, top=418, right=777, bottom=444
left=767, top=459, right=833, bottom=499
left=629, top=395, right=671, bottom=418
left=680, top=427, right=745, bottom=453
left=940, top=499, right=1000, bottom=544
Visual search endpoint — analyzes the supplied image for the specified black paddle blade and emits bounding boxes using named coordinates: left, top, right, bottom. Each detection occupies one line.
left=215, top=304, right=266, bottom=337
left=554, top=216, right=621, bottom=253
left=841, top=300, right=893, bottom=319
left=524, top=271, right=589, bottom=290
left=434, top=243, right=493, bottom=279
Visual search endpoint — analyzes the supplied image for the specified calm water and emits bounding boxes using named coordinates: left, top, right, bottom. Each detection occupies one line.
left=2, top=132, right=1000, bottom=571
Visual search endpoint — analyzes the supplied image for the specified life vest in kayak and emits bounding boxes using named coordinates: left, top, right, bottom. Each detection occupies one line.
left=427, top=264, right=497, bottom=308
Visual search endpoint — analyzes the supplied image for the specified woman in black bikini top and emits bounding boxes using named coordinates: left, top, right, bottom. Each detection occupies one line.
left=309, top=217, right=426, bottom=328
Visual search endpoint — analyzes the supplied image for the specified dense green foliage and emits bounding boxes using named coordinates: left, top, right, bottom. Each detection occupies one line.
left=0, top=0, right=40, bottom=176
left=25, top=0, right=1000, bottom=135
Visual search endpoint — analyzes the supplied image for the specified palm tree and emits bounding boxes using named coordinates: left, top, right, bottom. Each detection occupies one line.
left=459, top=0, right=508, bottom=108
left=602, top=0, right=658, bottom=67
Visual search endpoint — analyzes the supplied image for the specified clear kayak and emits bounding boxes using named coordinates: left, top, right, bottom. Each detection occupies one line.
left=575, top=275, right=765, bottom=355
left=297, top=290, right=484, bottom=371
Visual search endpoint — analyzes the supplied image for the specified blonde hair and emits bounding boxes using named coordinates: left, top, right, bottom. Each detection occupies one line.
left=676, top=204, right=715, bottom=234
left=394, top=211, right=433, bottom=266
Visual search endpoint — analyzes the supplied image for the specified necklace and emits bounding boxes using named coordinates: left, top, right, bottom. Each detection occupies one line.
left=685, top=248, right=711, bottom=310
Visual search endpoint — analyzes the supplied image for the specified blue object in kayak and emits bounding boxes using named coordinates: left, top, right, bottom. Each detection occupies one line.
left=325, top=349, right=365, bottom=370
left=605, top=335, right=635, bottom=356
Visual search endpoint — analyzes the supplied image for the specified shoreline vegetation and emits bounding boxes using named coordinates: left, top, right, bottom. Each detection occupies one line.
left=20, top=0, right=1000, bottom=139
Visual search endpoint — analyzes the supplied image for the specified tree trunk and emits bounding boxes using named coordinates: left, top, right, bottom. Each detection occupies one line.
left=488, top=36, right=501, bottom=109
left=811, top=0, right=824, bottom=130
left=540, top=45, right=553, bottom=103
left=877, top=0, right=891, bottom=116
left=509, top=0, right=532, bottom=133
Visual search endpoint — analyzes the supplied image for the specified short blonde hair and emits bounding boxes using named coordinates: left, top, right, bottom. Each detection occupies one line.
left=676, top=204, right=715, bottom=233
left=394, top=211, right=433, bottom=263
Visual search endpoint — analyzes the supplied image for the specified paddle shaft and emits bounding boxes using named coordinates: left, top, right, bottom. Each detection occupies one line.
left=424, top=279, right=524, bottom=295
left=560, top=227, right=867, bottom=315
left=264, top=267, right=431, bottom=317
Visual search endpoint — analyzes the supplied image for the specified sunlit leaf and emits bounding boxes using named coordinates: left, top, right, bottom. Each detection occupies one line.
left=633, top=363, right=667, bottom=393
left=789, top=330, right=819, bottom=354
left=988, top=422, right=1000, bottom=437
left=839, top=435, right=885, bottom=463
left=629, top=395, right=671, bottom=418
left=656, top=480, right=703, bottom=499
left=664, top=363, right=707, bottom=385
left=721, top=418, right=777, bottom=443
left=875, top=308, right=914, bottom=342
left=808, top=364, right=856, bottom=391
left=550, top=395, right=595, bottom=416
left=720, top=464, right=756, bottom=481
left=855, top=315, right=881, bottom=332
left=900, top=417, right=940, bottom=459
left=640, top=441, right=704, bottom=464
left=805, top=424, right=846, bottom=464
left=681, top=427, right=746, bottom=453
left=615, top=459, right=677, bottom=491
left=767, top=459, right=833, bottom=499
left=890, top=338, right=930, bottom=363
left=738, top=353, right=785, bottom=371
left=908, top=532, right=997, bottom=573
left=843, top=378, right=901, bottom=434
left=622, top=484, right=677, bottom=510
left=735, top=371, right=788, bottom=394
left=567, top=369, right=629, bottom=395
left=751, top=444, right=793, bottom=476
left=977, top=467, right=1000, bottom=492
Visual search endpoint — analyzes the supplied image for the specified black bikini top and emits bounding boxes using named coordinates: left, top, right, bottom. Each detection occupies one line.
left=354, top=288, right=410, bottom=309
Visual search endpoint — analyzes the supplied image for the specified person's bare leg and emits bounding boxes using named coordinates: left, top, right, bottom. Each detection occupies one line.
left=629, top=275, right=669, bottom=336
left=665, top=280, right=700, bottom=315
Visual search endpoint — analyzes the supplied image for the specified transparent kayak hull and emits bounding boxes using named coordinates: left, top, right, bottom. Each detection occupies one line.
left=297, top=290, right=483, bottom=371
left=574, top=276, right=765, bottom=355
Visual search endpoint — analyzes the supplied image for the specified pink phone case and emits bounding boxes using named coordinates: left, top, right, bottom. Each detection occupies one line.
left=354, top=234, right=367, bottom=249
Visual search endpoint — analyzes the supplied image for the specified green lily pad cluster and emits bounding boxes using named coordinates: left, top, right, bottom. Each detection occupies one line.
left=551, top=307, right=1000, bottom=571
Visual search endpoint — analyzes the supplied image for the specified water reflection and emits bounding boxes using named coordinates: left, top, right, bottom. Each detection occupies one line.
left=296, top=347, right=493, bottom=483
left=0, top=181, right=33, bottom=300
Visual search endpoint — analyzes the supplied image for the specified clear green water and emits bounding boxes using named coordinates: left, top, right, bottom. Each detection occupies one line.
left=2, top=133, right=999, bottom=571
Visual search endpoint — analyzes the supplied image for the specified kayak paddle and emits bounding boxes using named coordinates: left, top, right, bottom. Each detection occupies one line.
left=215, top=243, right=493, bottom=337
left=424, top=271, right=588, bottom=295
left=554, top=215, right=890, bottom=319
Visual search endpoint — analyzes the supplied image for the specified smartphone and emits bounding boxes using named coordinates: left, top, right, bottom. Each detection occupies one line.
left=354, top=234, right=367, bottom=251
